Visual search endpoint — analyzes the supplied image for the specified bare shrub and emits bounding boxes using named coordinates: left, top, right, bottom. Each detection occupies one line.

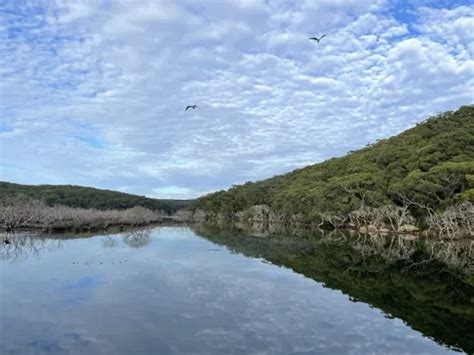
left=349, top=205, right=382, bottom=230
left=120, top=206, right=160, bottom=226
left=0, top=199, right=45, bottom=230
left=0, top=198, right=162, bottom=232
left=349, top=204, right=415, bottom=232
left=427, top=202, right=474, bottom=240
left=318, top=212, right=347, bottom=229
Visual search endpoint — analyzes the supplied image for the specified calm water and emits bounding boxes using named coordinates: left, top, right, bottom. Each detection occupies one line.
left=0, top=226, right=472, bottom=355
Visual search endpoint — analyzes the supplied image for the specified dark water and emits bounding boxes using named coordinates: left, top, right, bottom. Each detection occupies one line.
left=0, top=226, right=472, bottom=355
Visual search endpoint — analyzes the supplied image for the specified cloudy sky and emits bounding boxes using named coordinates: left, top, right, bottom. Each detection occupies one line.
left=0, top=0, right=473, bottom=199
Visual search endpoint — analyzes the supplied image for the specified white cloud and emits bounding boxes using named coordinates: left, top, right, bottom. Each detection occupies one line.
left=415, top=5, right=474, bottom=53
left=0, top=0, right=472, bottom=199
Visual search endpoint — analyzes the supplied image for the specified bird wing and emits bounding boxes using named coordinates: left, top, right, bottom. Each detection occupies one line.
left=319, top=34, right=327, bottom=40
left=309, top=37, right=317, bottom=40
left=185, top=106, right=191, bottom=111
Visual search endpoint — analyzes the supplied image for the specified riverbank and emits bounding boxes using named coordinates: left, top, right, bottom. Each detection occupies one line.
left=2, top=197, right=472, bottom=242
left=181, top=202, right=474, bottom=241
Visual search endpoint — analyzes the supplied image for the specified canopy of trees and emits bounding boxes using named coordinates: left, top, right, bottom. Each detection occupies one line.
left=193, top=106, right=474, bottom=224
left=0, top=182, right=192, bottom=214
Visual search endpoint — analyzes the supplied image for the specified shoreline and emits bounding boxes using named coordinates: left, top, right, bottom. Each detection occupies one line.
left=178, top=205, right=474, bottom=241
left=1, top=218, right=190, bottom=236
left=5, top=214, right=469, bottom=243
left=3, top=220, right=472, bottom=276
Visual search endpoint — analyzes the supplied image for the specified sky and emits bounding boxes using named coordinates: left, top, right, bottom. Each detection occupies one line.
left=0, top=0, right=473, bottom=199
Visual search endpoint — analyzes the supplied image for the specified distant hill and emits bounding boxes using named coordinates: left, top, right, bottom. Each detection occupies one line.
left=193, top=106, right=474, bottom=229
left=0, top=182, right=192, bottom=214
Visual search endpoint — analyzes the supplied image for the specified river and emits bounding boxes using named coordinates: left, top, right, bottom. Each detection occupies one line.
left=1, top=225, right=472, bottom=354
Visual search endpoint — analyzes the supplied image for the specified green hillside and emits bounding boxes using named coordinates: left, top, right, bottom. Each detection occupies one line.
left=193, top=106, right=474, bottom=229
left=0, top=182, right=192, bottom=214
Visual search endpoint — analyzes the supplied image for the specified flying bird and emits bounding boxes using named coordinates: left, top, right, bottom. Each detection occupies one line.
left=309, top=34, right=326, bottom=43
left=185, top=105, right=198, bottom=111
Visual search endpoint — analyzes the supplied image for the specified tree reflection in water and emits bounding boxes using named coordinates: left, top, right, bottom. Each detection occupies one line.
left=103, top=236, right=118, bottom=248
left=192, top=223, right=474, bottom=354
left=1, top=225, right=472, bottom=353
left=0, top=233, right=64, bottom=263
left=122, top=229, right=151, bottom=248
left=0, top=227, right=153, bottom=263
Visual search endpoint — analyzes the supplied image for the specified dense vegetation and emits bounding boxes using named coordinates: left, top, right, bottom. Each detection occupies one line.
left=0, top=182, right=192, bottom=214
left=193, top=106, right=474, bottom=234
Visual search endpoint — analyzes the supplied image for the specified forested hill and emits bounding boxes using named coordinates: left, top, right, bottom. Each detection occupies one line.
left=193, top=106, right=474, bottom=226
left=0, top=182, right=192, bottom=214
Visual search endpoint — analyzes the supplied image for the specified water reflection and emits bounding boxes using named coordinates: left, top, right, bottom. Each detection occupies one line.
left=0, top=225, right=472, bottom=354
left=192, top=223, right=474, bottom=354
left=0, top=233, right=64, bottom=263
left=102, top=236, right=118, bottom=248
left=122, top=229, right=151, bottom=248
left=0, top=228, right=155, bottom=263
